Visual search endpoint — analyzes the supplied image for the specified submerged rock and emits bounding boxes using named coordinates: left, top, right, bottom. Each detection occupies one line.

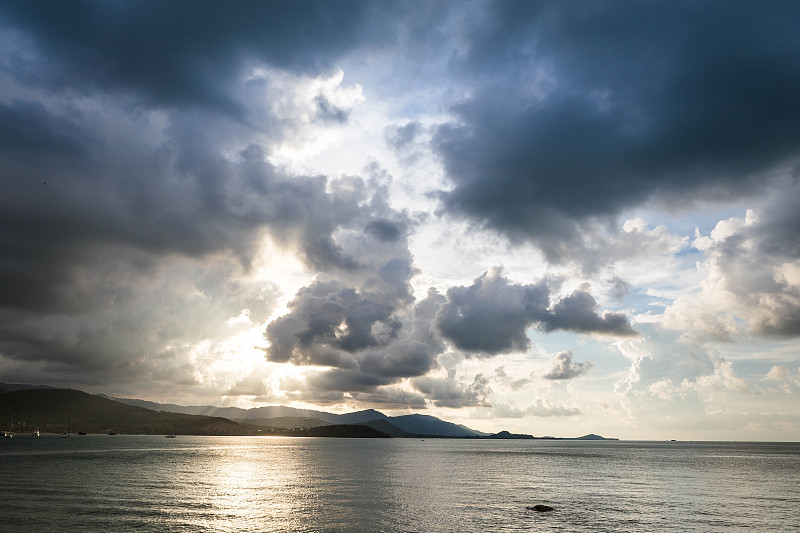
left=527, top=505, right=555, bottom=512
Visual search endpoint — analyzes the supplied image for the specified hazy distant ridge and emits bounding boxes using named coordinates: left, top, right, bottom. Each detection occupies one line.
left=2, top=385, right=616, bottom=439
left=101, top=396, right=343, bottom=423
left=107, top=396, right=483, bottom=436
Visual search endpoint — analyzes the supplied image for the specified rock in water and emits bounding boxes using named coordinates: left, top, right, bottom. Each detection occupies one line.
left=527, top=505, right=554, bottom=512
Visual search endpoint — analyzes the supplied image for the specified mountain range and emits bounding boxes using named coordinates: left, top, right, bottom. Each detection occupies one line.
left=104, top=395, right=489, bottom=437
left=0, top=383, right=616, bottom=440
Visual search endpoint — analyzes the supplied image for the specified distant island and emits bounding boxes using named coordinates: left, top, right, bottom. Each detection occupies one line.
left=0, top=384, right=618, bottom=440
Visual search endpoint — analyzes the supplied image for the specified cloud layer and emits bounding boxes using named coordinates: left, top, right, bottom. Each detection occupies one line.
left=434, top=1, right=800, bottom=260
left=435, top=269, right=635, bottom=355
left=1, top=1, right=799, bottom=437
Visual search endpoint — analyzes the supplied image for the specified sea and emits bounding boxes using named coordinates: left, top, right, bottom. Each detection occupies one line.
left=1, top=435, right=798, bottom=532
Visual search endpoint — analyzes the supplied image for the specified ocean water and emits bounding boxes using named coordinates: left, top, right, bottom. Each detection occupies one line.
left=1, top=436, right=798, bottom=532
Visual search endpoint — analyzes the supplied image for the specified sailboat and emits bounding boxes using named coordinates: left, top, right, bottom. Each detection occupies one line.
left=4, top=415, right=13, bottom=438
left=59, top=416, right=70, bottom=438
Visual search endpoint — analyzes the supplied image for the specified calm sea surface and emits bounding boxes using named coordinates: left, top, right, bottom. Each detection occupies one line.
left=1, top=435, right=798, bottom=532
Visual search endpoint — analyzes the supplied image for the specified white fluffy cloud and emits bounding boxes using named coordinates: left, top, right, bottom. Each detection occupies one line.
left=665, top=193, right=800, bottom=342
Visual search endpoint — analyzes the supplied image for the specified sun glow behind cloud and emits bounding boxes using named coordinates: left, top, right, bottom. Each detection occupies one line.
left=1, top=0, right=800, bottom=439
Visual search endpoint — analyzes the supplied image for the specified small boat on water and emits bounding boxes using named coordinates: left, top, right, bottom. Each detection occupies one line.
left=32, top=430, right=40, bottom=437
left=77, top=431, right=87, bottom=436
left=166, top=434, right=176, bottom=438
left=59, top=416, right=70, bottom=438
left=107, top=431, right=117, bottom=435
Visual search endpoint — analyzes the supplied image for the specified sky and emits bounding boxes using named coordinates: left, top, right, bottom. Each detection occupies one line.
left=1, top=0, right=799, bottom=441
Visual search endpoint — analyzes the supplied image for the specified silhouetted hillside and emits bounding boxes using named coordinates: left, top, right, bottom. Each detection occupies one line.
left=109, top=398, right=392, bottom=426
left=0, top=389, right=396, bottom=438
left=9, top=386, right=616, bottom=439
left=108, top=396, right=495, bottom=437
left=107, top=396, right=344, bottom=423
left=363, top=419, right=418, bottom=438
left=387, top=414, right=483, bottom=437
left=0, top=389, right=257, bottom=435
left=337, top=409, right=389, bottom=424
left=0, top=382, right=56, bottom=394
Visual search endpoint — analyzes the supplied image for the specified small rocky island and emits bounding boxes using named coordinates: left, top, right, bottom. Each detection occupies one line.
left=527, top=505, right=555, bottom=512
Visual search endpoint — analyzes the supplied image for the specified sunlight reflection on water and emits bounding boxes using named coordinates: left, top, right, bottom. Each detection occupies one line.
left=1, top=436, right=798, bottom=532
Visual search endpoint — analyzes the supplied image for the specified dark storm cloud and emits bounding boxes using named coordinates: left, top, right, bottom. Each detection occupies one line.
left=0, top=0, right=383, bottom=115
left=435, top=270, right=550, bottom=354
left=264, top=196, right=419, bottom=370
left=0, top=0, right=431, bottom=398
left=0, top=73, right=408, bottom=390
left=260, top=282, right=448, bottom=407
left=0, top=110, right=369, bottom=316
left=0, top=254, right=282, bottom=391
left=9, top=0, right=791, bottom=413
left=434, top=1, right=800, bottom=258
left=543, top=351, right=592, bottom=380
left=434, top=269, right=635, bottom=355
left=541, top=289, right=637, bottom=336
left=266, top=280, right=406, bottom=361
left=358, top=340, right=437, bottom=379
left=0, top=100, right=87, bottom=156
left=266, top=282, right=442, bottom=383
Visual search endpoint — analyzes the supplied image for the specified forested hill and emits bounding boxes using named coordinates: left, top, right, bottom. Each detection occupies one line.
left=0, top=388, right=253, bottom=435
